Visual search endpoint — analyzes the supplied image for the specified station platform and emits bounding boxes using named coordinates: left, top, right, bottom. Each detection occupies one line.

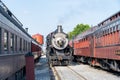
left=34, top=55, right=52, bottom=80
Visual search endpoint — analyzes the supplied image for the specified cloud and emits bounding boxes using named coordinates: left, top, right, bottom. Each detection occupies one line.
left=57, top=3, right=81, bottom=24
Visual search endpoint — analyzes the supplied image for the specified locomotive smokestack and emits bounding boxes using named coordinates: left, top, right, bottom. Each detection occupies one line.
left=57, top=25, right=63, bottom=33
left=25, top=28, right=28, bottom=33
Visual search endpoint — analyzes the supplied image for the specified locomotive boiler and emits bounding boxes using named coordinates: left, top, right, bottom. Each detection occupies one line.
left=46, top=25, right=73, bottom=66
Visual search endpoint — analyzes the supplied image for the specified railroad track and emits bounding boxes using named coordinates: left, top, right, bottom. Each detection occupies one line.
left=67, top=66, right=87, bottom=80
left=51, top=67, right=61, bottom=80
left=51, top=66, right=87, bottom=80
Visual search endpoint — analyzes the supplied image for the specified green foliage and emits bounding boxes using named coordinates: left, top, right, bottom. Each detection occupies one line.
left=68, top=24, right=90, bottom=39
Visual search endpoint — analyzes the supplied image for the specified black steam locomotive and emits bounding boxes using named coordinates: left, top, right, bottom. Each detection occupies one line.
left=46, top=25, right=73, bottom=66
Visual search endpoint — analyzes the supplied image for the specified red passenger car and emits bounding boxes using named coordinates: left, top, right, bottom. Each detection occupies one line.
left=31, top=40, right=42, bottom=61
left=32, top=34, right=44, bottom=61
left=73, top=11, right=120, bottom=72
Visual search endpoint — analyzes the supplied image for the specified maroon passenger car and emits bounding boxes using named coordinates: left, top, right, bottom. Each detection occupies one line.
left=73, top=11, right=120, bottom=72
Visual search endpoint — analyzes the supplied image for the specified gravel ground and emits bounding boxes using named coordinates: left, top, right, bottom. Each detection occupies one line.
left=34, top=56, right=120, bottom=80
left=55, top=66, right=86, bottom=80
left=69, top=63, right=120, bottom=80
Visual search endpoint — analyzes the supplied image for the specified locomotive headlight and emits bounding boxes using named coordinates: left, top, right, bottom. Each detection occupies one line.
left=52, top=33, right=68, bottom=50
left=56, top=37, right=65, bottom=47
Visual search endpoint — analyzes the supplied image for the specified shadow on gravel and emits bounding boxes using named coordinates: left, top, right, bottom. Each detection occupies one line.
left=70, top=61, right=89, bottom=66
left=35, top=58, right=48, bottom=70
left=35, top=56, right=56, bottom=80
left=106, top=70, right=120, bottom=77
left=49, top=67, right=56, bottom=80
left=89, top=64, right=120, bottom=77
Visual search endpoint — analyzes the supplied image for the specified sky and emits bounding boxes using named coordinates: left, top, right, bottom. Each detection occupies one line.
left=1, top=0, right=120, bottom=37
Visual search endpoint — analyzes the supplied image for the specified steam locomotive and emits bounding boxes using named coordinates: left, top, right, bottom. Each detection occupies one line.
left=46, top=25, right=73, bottom=66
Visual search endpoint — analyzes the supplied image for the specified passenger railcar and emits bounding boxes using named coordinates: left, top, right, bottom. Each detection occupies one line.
left=0, top=1, right=42, bottom=80
left=46, top=25, right=73, bottom=66
left=73, top=11, right=120, bottom=72
left=31, top=40, right=42, bottom=62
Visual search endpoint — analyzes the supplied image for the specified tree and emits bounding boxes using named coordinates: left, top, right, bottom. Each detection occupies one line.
left=68, top=24, right=90, bottom=39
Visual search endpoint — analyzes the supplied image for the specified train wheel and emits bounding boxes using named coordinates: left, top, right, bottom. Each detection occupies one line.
left=99, top=60, right=109, bottom=70
left=110, top=60, right=119, bottom=71
left=101, top=63, right=109, bottom=70
left=80, top=57, right=86, bottom=63
left=73, top=56, right=77, bottom=62
left=88, top=58, right=92, bottom=66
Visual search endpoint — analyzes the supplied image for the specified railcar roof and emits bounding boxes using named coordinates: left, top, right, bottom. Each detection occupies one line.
left=74, top=26, right=97, bottom=41
left=98, top=11, right=120, bottom=26
left=0, top=1, right=41, bottom=45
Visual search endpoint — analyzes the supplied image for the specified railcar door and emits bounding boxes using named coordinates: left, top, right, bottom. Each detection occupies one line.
left=89, top=34, right=95, bottom=57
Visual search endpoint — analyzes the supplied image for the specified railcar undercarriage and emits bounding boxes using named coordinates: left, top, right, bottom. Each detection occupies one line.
left=73, top=55, right=120, bottom=72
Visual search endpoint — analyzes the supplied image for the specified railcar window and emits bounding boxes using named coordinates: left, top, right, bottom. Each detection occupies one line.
left=113, top=27, right=115, bottom=31
left=118, top=25, right=120, bottom=30
left=24, top=40, right=26, bottom=51
left=4, top=30, right=8, bottom=52
left=23, top=40, right=25, bottom=51
left=25, top=41, right=27, bottom=51
left=28, top=42, right=30, bottom=51
left=27, top=42, right=29, bottom=51
left=116, top=21, right=119, bottom=25
left=116, top=26, right=119, bottom=31
left=15, top=35, right=17, bottom=52
left=20, top=38, right=22, bottom=51
left=22, top=39, right=23, bottom=52
left=107, top=29, right=109, bottom=34
left=10, top=33, right=14, bottom=51
left=0, top=28, right=1, bottom=53
left=119, top=20, right=120, bottom=24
